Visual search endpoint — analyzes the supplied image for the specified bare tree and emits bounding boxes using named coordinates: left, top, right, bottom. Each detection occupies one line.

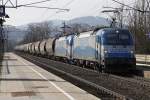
left=128, top=0, right=150, bottom=53
left=21, top=21, right=53, bottom=43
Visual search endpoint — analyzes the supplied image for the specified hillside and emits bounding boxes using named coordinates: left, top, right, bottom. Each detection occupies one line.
left=6, top=16, right=110, bottom=42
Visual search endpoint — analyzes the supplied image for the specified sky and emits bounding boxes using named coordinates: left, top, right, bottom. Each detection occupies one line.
left=4, top=0, right=134, bottom=26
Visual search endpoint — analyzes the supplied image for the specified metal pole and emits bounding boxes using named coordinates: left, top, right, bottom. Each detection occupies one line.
left=16, top=0, right=17, bottom=8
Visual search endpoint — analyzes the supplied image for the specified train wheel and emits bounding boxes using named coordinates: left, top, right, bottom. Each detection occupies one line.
left=77, top=60, right=80, bottom=66
left=98, top=65, right=102, bottom=73
left=81, top=61, right=85, bottom=68
left=102, top=65, right=106, bottom=73
left=95, top=63, right=101, bottom=72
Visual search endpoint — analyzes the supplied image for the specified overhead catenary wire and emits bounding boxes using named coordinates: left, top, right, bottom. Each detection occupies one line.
left=36, top=0, right=73, bottom=22
left=46, top=0, right=75, bottom=19
left=77, top=0, right=112, bottom=19
left=5, top=0, right=52, bottom=8
left=17, top=0, right=52, bottom=7
left=56, top=0, right=74, bottom=13
left=103, top=6, right=134, bottom=11
left=5, top=0, right=69, bottom=12
left=111, top=0, right=150, bottom=13
left=21, top=5, right=69, bottom=11
left=37, top=0, right=58, bottom=22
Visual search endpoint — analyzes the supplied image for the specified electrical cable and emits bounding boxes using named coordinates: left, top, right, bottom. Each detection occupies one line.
left=46, top=0, right=75, bottom=19
left=17, top=0, right=52, bottom=7
left=21, top=5, right=69, bottom=11
left=111, top=0, right=150, bottom=12
left=5, top=0, right=52, bottom=8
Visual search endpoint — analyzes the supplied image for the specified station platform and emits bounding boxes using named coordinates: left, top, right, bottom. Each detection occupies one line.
left=0, top=53, right=99, bottom=100
left=136, top=63, right=150, bottom=78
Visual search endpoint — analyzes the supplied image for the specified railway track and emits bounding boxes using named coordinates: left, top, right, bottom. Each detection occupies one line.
left=17, top=52, right=150, bottom=100
left=110, top=74, right=150, bottom=88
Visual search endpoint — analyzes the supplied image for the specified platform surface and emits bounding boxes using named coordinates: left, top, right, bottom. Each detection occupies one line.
left=0, top=53, right=100, bottom=100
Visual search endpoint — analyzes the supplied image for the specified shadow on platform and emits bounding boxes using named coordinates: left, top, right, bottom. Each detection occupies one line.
left=0, top=78, right=67, bottom=82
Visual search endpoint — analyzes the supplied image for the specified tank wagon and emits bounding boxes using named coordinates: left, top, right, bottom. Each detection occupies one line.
left=31, top=42, right=36, bottom=54
left=28, top=43, right=32, bottom=54
left=45, top=38, right=55, bottom=57
left=15, top=28, right=136, bottom=73
left=39, top=40, right=47, bottom=56
left=34, top=41, right=41, bottom=55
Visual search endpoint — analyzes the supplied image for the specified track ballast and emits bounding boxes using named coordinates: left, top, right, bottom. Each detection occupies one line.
left=16, top=52, right=150, bottom=100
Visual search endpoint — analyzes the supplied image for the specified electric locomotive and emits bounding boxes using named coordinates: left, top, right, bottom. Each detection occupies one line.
left=72, top=28, right=136, bottom=72
left=96, top=28, right=136, bottom=72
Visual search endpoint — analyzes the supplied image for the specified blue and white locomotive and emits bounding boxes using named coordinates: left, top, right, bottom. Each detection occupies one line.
left=15, top=28, right=136, bottom=73
left=71, top=28, right=136, bottom=72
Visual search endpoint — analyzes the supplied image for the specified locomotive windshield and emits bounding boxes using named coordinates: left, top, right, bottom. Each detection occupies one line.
left=102, top=29, right=133, bottom=45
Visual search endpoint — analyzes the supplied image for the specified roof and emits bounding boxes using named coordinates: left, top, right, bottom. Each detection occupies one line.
left=102, top=28, right=128, bottom=31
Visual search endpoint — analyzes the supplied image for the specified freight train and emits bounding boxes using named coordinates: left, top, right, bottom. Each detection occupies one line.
left=15, top=28, right=136, bottom=73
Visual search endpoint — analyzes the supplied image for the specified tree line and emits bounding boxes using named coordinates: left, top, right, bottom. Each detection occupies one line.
left=20, top=21, right=92, bottom=44
left=128, top=0, right=150, bottom=53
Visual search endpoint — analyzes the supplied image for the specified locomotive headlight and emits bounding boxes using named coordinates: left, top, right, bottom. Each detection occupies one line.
left=130, top=50, right=135, bottom=58
left=130, top=50, right=134, bottom=54
left=104, top=50, right=108, bottom=54
left=104, top=50, right=109, bottom=58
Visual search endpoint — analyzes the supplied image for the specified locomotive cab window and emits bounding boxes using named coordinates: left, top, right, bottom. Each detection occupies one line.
left=102, top=30, right=133, bottom=45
